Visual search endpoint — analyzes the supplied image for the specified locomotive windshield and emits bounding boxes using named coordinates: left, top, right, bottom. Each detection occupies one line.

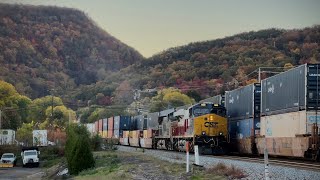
left=190, top=103, right=226, bottom=117
left=193, top=108, right=210, bottom=117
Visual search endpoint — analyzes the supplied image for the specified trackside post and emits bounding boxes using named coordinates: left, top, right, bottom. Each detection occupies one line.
left=194, top=145, right=200, bottom=165
left=186, top=141, right=189, bottom=173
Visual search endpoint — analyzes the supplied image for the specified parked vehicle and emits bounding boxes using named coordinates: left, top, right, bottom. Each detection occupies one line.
left=0, top=153, right=16, bottom=168
left=21, top=147, right=40, bottom=167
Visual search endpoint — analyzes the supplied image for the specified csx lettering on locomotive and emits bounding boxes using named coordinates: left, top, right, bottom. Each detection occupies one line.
left=204, top=122, right=218, bottom=127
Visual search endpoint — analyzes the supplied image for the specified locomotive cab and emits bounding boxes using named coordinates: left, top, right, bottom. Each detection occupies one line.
left=192, top=103, right=229, bottom=154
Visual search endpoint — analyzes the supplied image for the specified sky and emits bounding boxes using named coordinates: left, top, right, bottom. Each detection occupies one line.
left=2, top=0, right=320, bottom=57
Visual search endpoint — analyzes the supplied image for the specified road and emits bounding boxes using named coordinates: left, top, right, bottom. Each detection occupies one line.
left=0, top=167, right=44, bottom=179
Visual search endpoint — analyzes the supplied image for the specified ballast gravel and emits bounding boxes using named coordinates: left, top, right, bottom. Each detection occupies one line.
left=117, top=145, right=320, bottom=180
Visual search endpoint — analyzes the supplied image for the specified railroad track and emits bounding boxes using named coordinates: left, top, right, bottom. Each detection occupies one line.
left=204, top=155, right=320, bottom=172
left=117, top=145, right=320, bottom=172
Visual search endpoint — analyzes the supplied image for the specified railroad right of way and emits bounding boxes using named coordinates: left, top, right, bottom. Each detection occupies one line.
left=117, top=145, right=320, bottom=180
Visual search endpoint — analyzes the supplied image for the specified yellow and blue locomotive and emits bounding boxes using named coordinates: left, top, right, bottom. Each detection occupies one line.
left=155, top=102, right=228, bottom=154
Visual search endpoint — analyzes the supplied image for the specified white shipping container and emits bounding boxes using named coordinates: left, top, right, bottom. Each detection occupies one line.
left=260, top=111, right=310, bottom=137
left=33, top=130, right=48, bottom=146
left=85, top=123, right=96, bottom=136
left=0, top=129, right=15, bottom=145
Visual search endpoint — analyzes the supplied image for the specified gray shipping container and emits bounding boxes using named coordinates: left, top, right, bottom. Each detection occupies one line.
left=143, top=112, right=159, bottom=129
left=159, top=108, right=175, bottom=117
left=200, top=95, right=225, bottom=106
left=114, top=116, right=131, bottom=130
left=102, top=118, right=108, bottom=131
left=261, top=64, right=306, bottom=115
left=226, top=83, right=260, bottom=120
left=262, top=64, right=320, bottom=115
left=134, top=115, right=144, bottom=130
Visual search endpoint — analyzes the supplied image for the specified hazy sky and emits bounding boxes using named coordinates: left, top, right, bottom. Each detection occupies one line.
left=2, top=0, right=320, bottom=57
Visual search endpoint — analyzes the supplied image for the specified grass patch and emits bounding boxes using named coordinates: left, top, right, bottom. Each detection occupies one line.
left=76, top=151, right=120, bottom=179
left=206, top=162, right=247, bottom=179
left=74, top=150, right=245, bottom=180
left=42, top=157, right=64, bottom=168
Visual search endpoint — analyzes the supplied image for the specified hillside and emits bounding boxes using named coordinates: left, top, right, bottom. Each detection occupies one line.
left=132, top=26, right=320, bottom=98
left=0, top=3, right=143, bottom=99
left=73, top=26, right=320, bottom=108
left=1, top=3, right=320, bottom=116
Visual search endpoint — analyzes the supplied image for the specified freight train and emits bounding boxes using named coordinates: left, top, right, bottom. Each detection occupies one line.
left=92, top=102, right=229, bottom=155
left=89, top=63, right=320, bottom=161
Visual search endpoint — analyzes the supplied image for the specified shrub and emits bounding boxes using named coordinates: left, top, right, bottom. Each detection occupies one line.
left=65, top=124, right=95, bottom=175
left=90, top=133, right=102, bottom=151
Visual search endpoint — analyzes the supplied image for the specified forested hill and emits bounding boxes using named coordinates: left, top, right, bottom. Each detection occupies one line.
left=0, top=3, right=143, bottom=98
left=135, top=26, right=320, bottom=97
left=1, top=3, right=320, bottom=113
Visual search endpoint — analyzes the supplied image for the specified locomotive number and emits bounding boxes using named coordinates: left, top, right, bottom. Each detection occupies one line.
left=204, top=122, right=218, bottom=127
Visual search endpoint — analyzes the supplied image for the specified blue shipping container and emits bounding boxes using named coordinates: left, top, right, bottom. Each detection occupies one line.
left=114, top=116, right=131, bottom=130
left=229, top=118, right=254, bottom=140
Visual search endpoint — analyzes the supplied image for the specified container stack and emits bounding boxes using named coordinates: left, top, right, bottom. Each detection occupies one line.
left=102, top=118, right=108, bottom=138
left=258, top=64, right=320, bottom=157
left=135, top=115, right=144, bottom=130
left=98, top=119, right=103, bottom=137
left=113, top=116, right=131, bottom=138
left=94, top=121, right=99, bottom=135
left=107, top=117, right=114, bottom=138
left=85, top=123, right=95, bottom=136
left=225, top=83, right=261, bottom=154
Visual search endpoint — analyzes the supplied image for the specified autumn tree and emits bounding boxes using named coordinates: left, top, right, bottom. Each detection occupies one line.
left=113, top=80, right=133, bottom=105
left=150, top=88, right=195, bottom=112
left=0, top=80, right=31, bottom=129
left=28, top=96, right=76, bottom=129
left=284, top=63, right=294, bottom=70
left=16, top=122, right=34, bottom=146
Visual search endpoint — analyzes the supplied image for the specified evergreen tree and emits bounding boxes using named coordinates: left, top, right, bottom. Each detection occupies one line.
left=65, top=124, right=95, bottom=175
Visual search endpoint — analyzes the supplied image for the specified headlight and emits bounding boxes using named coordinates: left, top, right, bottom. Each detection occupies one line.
left=219, top=132, right=223, bottom=136
left=202, top=131, right=206, bottom=135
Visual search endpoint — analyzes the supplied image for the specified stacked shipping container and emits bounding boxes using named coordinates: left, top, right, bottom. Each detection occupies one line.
left=102, top=118, right=108, bottom=138
left=141, top=112, right=159, bottom=148
left=107, top=117, right=114, bottom=138
left=98, top=119, right=103, bottom=137
left=225, top=83, right=261, bottom=154
left=135, top=115, right=144, bottom=130
left=114, top=116, right=131, bottom=138
left=94, top=121, right=99, bottom=134
left=85, top=123, right=95, bottom=136
left=258, top=64, right=320, bottom=157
